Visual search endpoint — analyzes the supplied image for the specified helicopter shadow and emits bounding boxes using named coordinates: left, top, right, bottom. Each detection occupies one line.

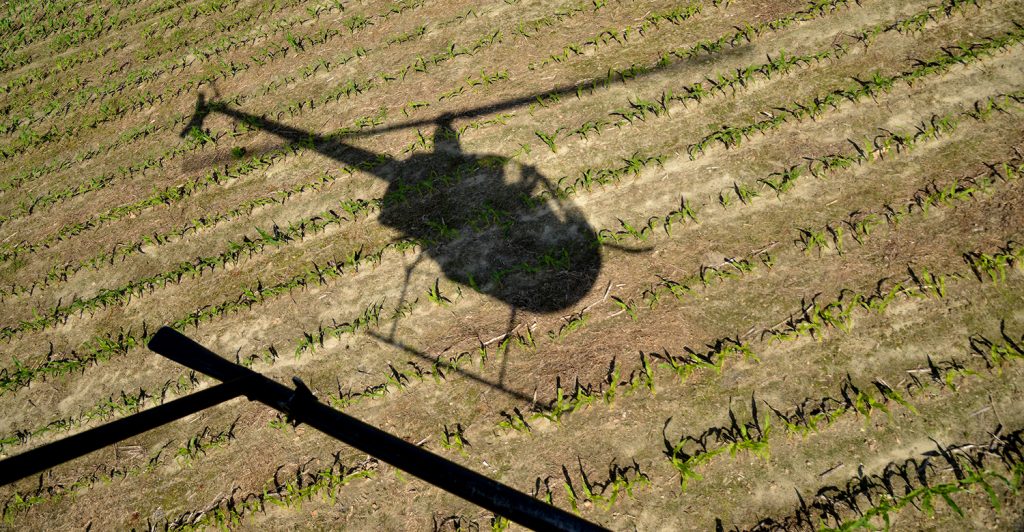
left=180, top=35, right=738, bottom=316
left=183, top=94, right=602, bottom=316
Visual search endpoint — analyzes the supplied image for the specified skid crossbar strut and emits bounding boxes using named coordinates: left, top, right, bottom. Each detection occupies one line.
left=0, top=327, right=605, bottom=531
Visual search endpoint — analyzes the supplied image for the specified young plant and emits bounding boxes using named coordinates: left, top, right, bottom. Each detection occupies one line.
left=427, top=278, right=451, bottom=306
left=534, top=128, right=562, bottom=153
left=610, top=296, right=638, bottom=321
left=440, top=423, right=469, bottom=455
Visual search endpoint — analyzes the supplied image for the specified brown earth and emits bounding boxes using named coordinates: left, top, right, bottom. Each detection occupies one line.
left=1, top=0, right=1023, bottom=530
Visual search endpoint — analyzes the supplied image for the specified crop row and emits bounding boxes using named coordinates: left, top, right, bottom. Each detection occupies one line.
left=0, top=101, right=401, bottom=260
left=5, top=0, right=231, bottom=57
left=161, top=435, right=647, bottom=527
left=3, top=75, right=1017, bottom=409
left=0, top=7, right=394, bottom=198
left=546, top=458, right=651, bottom=517
left=0, top=0, right=622, bottom=166
left=794, top=173, right=1021, bottom=259
left=1, top=419, right=239, bottom=522
left=764, top=239, right=1020, bottom=339
left=543, top=90, right=985, bottom=216
left=0, top=0, right=251, bottom=114
left=553, top=100, right=1012, bottom=280
left=526, top=0, right=728, bottom=70
left=0, top=0, right=347, bottom=103
left=2, top=0, right=1015, bottom=439
left=557, top=39, right=845, bottom=160
left=0, top=0, right=427, bottom=140
left=0, top=0, right=84, bottom=56
left=2, top=156, right=1019, bottom=460
left=0, top=124, right=224, bottom=228
left=657, top=0, right=874, bottom=83
left=1, top=386, right=156, bottom=452
left=267, top=29, right=504, bottom=123
left=145, top=0, right=555, bottom=103
left=552, top=0, right=986, bottom=152
left=0, top=117, right=526, bottom=310
left=3, top=85, right=1018, bottom=403
left=0, top=104, right=201, bottom=196
left=526, top=0, right=996, bottom=195
left=0, top=0, right=423, bottom=161
left=605, top=97, right=1022, bottom=251
left=0, top=0, right=192, bottom=64
left=164, top=457, right=377, bottom=530
left=437, top=267, right=1022, bottom=525
left=22, top=421, right=379, bottom=529
left=678, top=28, right=1024, bottom=158
left=663, top=325, right=1016, bottom=491
left=0, top=131, right=306, bottom=260
left=0, top=0, right=483, bottom=198
left=0, top=296, right=388, bottom=451
left=0, top=39, right=127, bottom=104
left=660, top=0, right=868, bottom=63
left=639, top=157, right=1021, bottom=312
left=0, top=192, right=386, bottom=340
left=0, top=0, right=865, bottom=117
left=749, top=425, right=1024, bottom=530
left=0, top=0, right=609, bottom=222
left=0, top=0, right=862, bottom=214
left=517, top=0, right=867, bottom=114
left=52, top=0, right=232, bottom=53
left=1, top=167, right=368, bottom=300
left=494, top=261, right=959, bottom=437
left=232, top=0, right=644, bottom=126
left=0, top=227, right=411, bottom=342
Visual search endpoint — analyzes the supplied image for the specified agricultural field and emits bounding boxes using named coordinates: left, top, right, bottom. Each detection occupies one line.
left=1, top=0, right=1024, bottom=529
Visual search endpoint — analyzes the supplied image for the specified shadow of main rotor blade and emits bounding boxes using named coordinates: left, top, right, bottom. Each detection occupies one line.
left=338, top=42, right=711, bottom=138
left=343, top=81, right=587, bottom=137
left=189, top=83, right=582, bottom=150
left=371, top=34, right=769, bottom=138
left=190, top=40, right=695, bottom=142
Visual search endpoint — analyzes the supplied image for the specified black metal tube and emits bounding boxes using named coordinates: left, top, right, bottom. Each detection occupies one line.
left=0, top=379, right=248, bottom=486
left=147, top=327, right=604, bottom=531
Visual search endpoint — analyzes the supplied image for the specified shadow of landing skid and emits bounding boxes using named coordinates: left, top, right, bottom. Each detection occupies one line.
left=185, top=95, right=601, bottom=313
